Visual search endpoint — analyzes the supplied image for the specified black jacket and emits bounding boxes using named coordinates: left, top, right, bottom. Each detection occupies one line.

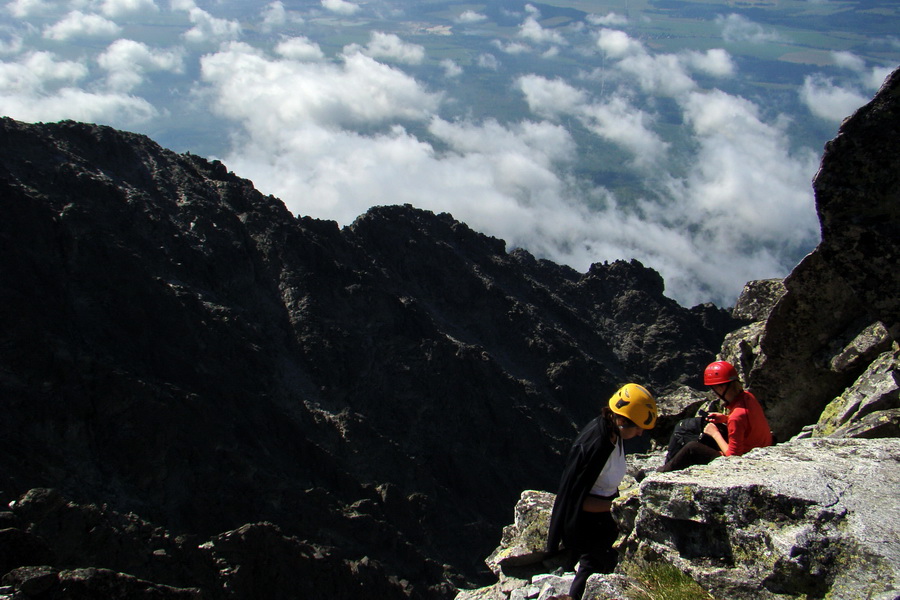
left=546, top=416, right=617, bottom=553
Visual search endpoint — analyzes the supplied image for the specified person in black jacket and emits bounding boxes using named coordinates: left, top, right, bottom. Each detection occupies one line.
left=546, top=383, right=658, bottom=600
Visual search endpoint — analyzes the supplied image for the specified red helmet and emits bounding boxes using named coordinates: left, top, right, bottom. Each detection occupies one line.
left=703, top=361, right=738, bottom=386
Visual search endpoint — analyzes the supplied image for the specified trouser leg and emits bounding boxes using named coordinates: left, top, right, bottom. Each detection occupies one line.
left=566, top=511, right=618, bottom=600
left=657, top=440, right=721, bottom=472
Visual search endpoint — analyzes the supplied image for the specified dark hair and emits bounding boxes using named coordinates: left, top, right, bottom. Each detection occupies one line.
left=601, top=406, right=620, bottom=440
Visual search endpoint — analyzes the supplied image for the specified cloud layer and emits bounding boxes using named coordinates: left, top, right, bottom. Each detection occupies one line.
left=1, top=2, right=893, bottom=306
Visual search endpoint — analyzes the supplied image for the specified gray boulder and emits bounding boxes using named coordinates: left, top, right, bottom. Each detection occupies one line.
left=455, top=491, right=556, bottom=600
left=814, top=346, right=900, bottom=438
left=732, top=279, right=786, bottom=322
left=706, top=279, right=784, bottom=395
left=829, top=321, right=894, bottom=374
left=484, top=491, right=557, bottom=584
left=656, top=385, right=711, bottom=424
left=719, top=320, right=765, bottom=388
left=624, top=438, right=900, bottom=600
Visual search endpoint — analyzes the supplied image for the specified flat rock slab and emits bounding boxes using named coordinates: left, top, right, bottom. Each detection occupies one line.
left=632, top=438, right=900, bottom=600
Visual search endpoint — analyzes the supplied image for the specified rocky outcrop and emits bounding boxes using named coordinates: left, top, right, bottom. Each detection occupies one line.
left=742, top=68, right=900, bottom=441
left=0, top=116, right=737, bottom=597
left=717, top=279, right=784, bottom=388
left=731, top=279, right=786, bottom=323
left=456, top=491, right=643, bottom=600
left=461, top=438, right=900, bottom=600
left=625, top=439, right=900, bottom=600
left=813, top=346, right=900, bottom=439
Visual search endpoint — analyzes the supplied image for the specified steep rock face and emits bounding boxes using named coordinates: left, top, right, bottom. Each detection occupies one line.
left=814, top=70, right=900, bottom=329
left=740, top=69, right=900, bottom=441
left=0, top=117, right=734, bottom=596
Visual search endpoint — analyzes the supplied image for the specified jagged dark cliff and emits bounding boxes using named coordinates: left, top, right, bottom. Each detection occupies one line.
left=0, top=117, right=736, bottom=598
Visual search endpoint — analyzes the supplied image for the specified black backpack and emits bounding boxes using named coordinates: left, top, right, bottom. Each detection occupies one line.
left=664, top=404, right=728, bottom=464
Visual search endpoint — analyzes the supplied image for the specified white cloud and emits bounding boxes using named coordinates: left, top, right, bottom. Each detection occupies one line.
left=260, top=1, right=303, bottom=32
left=517, top=75, right=588, bottom=118
left=0, top=52, right=156, bottom=125
left=196, top=42, right=593, bottom=270
left=455, top=10, right=487, bottom=24
left=717, top=14, right=783, bottom=44
left=830, top=50, right=865, bottom=72
left=0, top=51, right=87, bottom=92
left=683, top=48, right=735, bottom=77
left=518, top=15, right=566, bottom=46
left=647, top=88, right=820, bottom=300
left=199, top=42, right=440, bottom=131
left=477, top=53, right=499, bottom=70
left=578, top=95, right=667, bottom=168
left=1, top=85, right=157, bottom=124
left=587, top=12, right=628, bottom=27
left=261, top=1, right=285, bottom=30
left=429, top=116, right=573, bottom=162
left=275, top=36, right=325, bottom=61
left=864, top=66, right=892, bottom=91
left=823, top=52, right=891, bottom=92
left=182, top=7, right=241, bottom=44
left=515, top=29, right=819, bottom=303
left=800, top=74, right=868, bottom=122
left=97, top=39, right=183, bottom=91
left=99, top=0, right=159, bottom=19
left=221, top=115, right=584, bottom=256
left=440, top=58, right=462, bottom=78
left=677, top=90, right=817, bottom=237
left=617, top=51, right=697, bottom=96
left=519, top=74, right=667, bottom=167
left=595, top=28, right=643, bottom=58
left=494, top=40, right=531, bottom=55
left=321, top=0, right=359, bottom=16
left=595, top=30, right=732, bottom=95
left=43, top=11, right=121, bottom=41
left=7, top=0, right=52, bottom=18
left=348, top=31, right=425, bottom=65
left=193, top=21, right=818, bottom=306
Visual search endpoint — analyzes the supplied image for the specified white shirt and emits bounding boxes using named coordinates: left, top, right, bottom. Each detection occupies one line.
left=588, top=437, right=625, bottom=498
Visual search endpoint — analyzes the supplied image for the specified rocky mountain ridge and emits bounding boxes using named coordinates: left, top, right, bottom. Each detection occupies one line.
left=1, top=113, right=735, bottom=598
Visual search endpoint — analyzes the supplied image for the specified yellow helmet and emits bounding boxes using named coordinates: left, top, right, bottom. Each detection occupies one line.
left=608, top=383, right=657, bottom=429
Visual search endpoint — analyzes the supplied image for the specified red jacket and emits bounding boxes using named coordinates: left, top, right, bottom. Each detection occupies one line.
left=724, top=390, right=772, bottom=456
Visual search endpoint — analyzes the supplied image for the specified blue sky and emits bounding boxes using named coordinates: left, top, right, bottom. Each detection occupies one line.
left=2, top=0, right=897, bottom=306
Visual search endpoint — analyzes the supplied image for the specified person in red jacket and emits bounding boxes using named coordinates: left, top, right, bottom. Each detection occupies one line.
left=658, top=360, right=772, bottom=472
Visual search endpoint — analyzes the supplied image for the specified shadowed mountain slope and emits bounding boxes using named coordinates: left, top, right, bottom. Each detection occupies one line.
left=0, top=117, right=736, bottom=597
